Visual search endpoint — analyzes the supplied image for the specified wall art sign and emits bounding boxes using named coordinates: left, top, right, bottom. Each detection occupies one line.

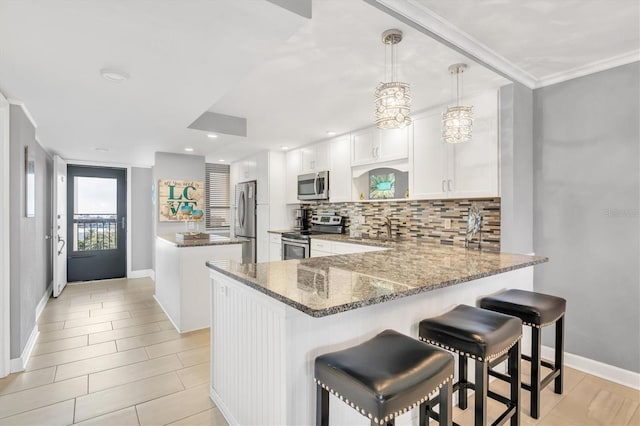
left=158, top=179, right=204, bottom=222
left=25, top=146, right=35, bottom=218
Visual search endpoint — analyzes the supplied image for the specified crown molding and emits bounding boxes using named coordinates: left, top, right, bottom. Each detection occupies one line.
left=6, top=99, right=37, bottom=128
left=371, top=0, right=538, bottom=89
left=534, top=50, right=640, bottom=88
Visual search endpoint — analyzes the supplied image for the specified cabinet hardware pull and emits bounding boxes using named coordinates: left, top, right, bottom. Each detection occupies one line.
left=442, top=180, right=446, bottom=192
left=448, top=180, right=453, bottom=191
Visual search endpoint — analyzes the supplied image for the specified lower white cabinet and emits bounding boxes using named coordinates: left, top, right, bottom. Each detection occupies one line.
left=269, top=233, right=282, bottom=261
left=310, top=239, right=388, bottom=257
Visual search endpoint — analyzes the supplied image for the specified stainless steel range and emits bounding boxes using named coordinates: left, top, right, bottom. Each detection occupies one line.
left=281, top=214, right=343, bottom=260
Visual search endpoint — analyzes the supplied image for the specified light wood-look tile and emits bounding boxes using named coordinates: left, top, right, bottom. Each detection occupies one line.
left=74, top=407, right=140, bottom=426
left=176, top=363, right=209, bottom=389
left=0, top=376, right=87, bottom=419
left=112, top=313, right=168, bottom=329
left=64, top=311, right=131, bottom=329
left=37, top=321, right=65, bottom=332
left=88, top=323, right=162, bottom=345
left=136, top=383, right=213, bottom=425
left=145, top=331, right=209, bottom=359
left=0, top=367, right=55, bottom=396
left=89, top=355, right=182, bottom=393
left=39, top=322, right=112, bottom=343
left=116, top=329, right=180, bottom=352
left=130, top=307, right=165, bottom=318
left=27, top=342, right=116, bottom=371
left=55, top=348, right=149, bottom=382
left=177, top=346, right=209, bottom=368
left=89, top=302, right=152, bottom=317
left=0, top=398, right=75, bottom=425
left=167, top=407, right=228, bottom=426
left=31, top=335, right=88, bottom=356
left=74, top=372, right=184, bottom=422
left=43, top=303, right=103, bottom=315
left=38, top=310, right=90, bottom=324
left=156, top=320, right=176, bottom=331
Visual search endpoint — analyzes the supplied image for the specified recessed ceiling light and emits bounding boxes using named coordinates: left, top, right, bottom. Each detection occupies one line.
left=94, top=147, right=109, bottom=152
left=100, top=68, right=129, bottom=82
left=326, top=131, right=337, bottom=136
left=281, top=146, right=289, bottom=150
left=219, top=159, right=225, bottom=162
left=207, top=134, right=218, bottom=139
left=184, top=147, right=194, bottom=152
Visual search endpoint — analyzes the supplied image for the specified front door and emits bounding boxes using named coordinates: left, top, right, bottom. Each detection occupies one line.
left=67, top=165, right=126, bottom=282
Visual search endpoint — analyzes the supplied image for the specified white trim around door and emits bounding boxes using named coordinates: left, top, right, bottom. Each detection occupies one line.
left=0, top=92, right=10, bottom=378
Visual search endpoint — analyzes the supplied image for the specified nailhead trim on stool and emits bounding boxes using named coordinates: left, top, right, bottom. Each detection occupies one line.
left=419, top=336, right=522, bottom=362
left=314, top=375, right=453, bottom=425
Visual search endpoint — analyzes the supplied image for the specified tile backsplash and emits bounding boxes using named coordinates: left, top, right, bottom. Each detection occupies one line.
left=304, top=198, right=501, bottom=250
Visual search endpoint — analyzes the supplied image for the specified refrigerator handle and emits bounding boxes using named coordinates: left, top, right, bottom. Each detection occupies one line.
left=238, top=191, right=246, bottom=228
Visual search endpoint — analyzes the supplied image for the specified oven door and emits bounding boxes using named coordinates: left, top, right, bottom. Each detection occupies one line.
left=281, top=237, right=310, bottom=260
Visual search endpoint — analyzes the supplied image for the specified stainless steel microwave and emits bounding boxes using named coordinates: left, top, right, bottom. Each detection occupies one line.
left=297, top=171, right=329, bottom=201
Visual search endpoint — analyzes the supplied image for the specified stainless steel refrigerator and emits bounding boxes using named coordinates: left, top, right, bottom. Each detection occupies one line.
left=234, top=180, right=256, bottom=263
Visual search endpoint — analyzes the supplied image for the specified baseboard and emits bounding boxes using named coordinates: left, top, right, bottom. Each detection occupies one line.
left=150, top=269, right=155, bottom=281
left=35, top=282, right=52, bottom=322
left=128, top=269, right=154, bottom=279
left=10, top=324, right=39, bottom=373
left=153, top=295, right=180, bottom=333
left=542, top=345, right=640, bottom=390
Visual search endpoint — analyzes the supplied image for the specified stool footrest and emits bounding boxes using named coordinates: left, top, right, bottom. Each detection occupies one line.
left=522, top=354, right=555, bottom=370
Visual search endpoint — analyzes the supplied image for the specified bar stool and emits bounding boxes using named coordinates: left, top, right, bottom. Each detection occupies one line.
left=314, top=329, right=454, bottom=426
left=419, top=305, right=522, bottom=426
left=479, top=289, right=566, bottom=419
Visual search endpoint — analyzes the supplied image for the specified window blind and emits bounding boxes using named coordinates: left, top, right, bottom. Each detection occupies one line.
left=205, top=163, right=230, bottom=230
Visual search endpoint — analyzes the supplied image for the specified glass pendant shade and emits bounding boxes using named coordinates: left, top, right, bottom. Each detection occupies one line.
left=375, top=29, right=411, bottom=129
left=442, top=105, right=473, bottom=143
left=442, top=63, right=473, bottom=143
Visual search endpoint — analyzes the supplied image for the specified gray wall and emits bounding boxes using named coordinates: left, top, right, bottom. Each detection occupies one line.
left=533, top=62, right=640, bottom=372
left=131, top=167, right=153, bottom=271
left=152, top=152, right=205, bottom=237
left=500, top=83, right=534, bottom=254
left=9, top=105, right=52, bottom=358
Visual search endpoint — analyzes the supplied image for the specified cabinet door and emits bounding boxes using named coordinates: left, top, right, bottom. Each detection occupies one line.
left=448, top=91, right=499, bottom=198
left=285, top=149, right=301, bottom=204
left=269, top=234, right=281, bottom=261
left=314, top=141, right=330, bottom=171
left=329, top=136, right=351, bottom=202
left=411, top=110, right=447, bottom=199
left=299, top=146, right=315, bottom=174
left=256, top=204, right=269, bottom=263
left=256, top=151, right=269, bottom=205
left=379, top=126, right=409, bottom=161
left=351, top=127, right=378, bottom=165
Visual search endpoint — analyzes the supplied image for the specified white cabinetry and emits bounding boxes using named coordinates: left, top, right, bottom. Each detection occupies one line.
left=285, top=149, right=301, bottom=204
left=269, top=233, right=282, bottom=261
left=310, top=239, right=388, bottom=257
left=300, top=141, right=329, bottom=174
left=351, top=126, right=409, bottom=166
left=328, top=135, right=351, bottom=202
left=411, top=91, right=499, bottom=199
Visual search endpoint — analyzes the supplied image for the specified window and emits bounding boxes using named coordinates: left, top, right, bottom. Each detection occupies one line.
left=205, top=163, right=230, bottom=230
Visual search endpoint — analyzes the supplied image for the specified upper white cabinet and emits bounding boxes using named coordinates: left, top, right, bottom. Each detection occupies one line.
left=328, top=135, right=351, bottom=202
left=351, top=126, right=409, bottom=166
left=285, top=149, right=301, bottom=204
left=300, top=141, right=329, bottom=174
left=411, top=91, right=499, bottom=199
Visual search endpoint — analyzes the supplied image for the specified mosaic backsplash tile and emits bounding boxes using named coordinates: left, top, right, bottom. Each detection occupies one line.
left=303, top=198, right=501, bottom=251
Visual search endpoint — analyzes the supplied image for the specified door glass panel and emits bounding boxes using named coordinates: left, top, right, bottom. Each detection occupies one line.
left=73, top=177, right=118, bottom=251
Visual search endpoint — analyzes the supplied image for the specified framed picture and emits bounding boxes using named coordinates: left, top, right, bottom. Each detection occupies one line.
left=25, top=146, right=35, bottom=218
left=158, top=179, right=204, bottom=222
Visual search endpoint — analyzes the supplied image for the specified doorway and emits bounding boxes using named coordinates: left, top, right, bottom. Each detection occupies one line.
left=67, top=165, right=127, bottom=282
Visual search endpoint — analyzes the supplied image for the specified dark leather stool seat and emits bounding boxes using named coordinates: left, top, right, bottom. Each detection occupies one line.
left=480, top=289, right=566, bottom=419
left=315, top=329, right=454, bottom=426
left=419, top=305, right=523, bottom=426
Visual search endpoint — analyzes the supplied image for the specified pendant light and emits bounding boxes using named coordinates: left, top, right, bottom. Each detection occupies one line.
left=442, top=63, right=473, bottom=143
left=375, top=29, right=412, bottom=129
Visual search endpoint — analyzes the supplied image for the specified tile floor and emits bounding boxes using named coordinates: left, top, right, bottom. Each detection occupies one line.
left=0, top=277, right=636, bottom=425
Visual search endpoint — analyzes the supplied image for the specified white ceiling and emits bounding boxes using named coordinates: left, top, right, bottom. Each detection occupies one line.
left=1, top=0, right=636, bottom=166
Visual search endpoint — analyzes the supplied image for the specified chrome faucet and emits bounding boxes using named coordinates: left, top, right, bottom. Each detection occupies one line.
left=382, top=216, right=392, bottom=239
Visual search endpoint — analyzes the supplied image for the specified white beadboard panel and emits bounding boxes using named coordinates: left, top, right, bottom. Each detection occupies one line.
left=209, top=267, right=535, bottom=425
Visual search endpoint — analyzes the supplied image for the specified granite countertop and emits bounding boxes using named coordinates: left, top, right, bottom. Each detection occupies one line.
left=158, top=234, right=247, bottom=248
left=206, top=237, right=548, bottom=317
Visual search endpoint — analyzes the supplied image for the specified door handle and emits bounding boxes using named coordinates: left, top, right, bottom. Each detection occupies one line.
left=442, top=180, right=446, bottom=192
left=57, top=235, right=66, bottom=256
left=121, top=217, right=126, bottom=230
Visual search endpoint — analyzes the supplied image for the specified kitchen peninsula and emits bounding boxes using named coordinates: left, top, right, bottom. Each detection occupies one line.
left=155, top=234, right=244, bottom=333
left=206, top=237, right=547, bottom=425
